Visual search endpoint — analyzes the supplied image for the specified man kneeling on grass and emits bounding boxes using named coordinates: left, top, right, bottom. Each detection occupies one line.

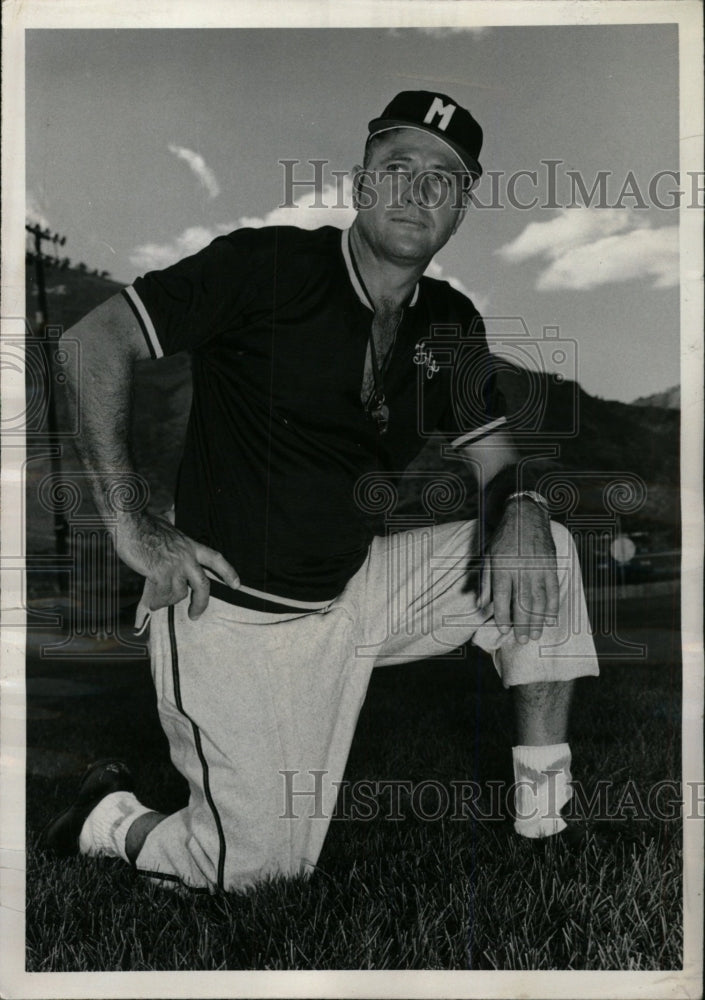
left=41, top=91, right=599, bottom=892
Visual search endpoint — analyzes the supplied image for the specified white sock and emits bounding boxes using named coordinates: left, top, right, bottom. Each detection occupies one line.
left=78, top=791, right=152, bottom=862
left=512, top=743, right=572, bottom=839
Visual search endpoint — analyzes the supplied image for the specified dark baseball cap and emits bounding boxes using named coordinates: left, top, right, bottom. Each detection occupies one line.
left=368, top=90, right=483, bottom=181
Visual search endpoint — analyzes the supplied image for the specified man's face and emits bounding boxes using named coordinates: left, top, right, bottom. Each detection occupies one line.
left=353, top=128, right=470, bottom=265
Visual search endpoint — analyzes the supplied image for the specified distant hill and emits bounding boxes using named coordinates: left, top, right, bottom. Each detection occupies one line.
left=26, top=256, right=124, bottom=333
left=25, top=261, right=680, bottom=565
left=400, top=362, right=679, bottom=550
left=631, top=386, right=680, bottom=410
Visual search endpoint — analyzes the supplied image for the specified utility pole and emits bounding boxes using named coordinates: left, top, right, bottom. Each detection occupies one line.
left=26, top=223, right=69, bottom=557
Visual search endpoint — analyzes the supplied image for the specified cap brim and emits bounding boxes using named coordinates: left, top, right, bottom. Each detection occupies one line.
left=367, top=118, right=482, bottom=180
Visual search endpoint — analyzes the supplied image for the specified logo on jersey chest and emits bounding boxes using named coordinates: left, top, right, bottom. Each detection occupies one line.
left=414, top=342, right=440, bottom=379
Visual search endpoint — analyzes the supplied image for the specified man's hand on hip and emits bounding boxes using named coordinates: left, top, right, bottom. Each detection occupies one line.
left=118, top=511, right=240, bottom=620
left=478, top=499, right=559, bottom=644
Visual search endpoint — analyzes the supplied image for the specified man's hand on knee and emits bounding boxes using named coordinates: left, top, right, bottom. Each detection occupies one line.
left=479, top=500, right=559, bottom=644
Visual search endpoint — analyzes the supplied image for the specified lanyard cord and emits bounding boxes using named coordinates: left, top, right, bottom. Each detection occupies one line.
left=366, top=321, right=387, bottom=415
left=348, top=242, right=402, bottom=435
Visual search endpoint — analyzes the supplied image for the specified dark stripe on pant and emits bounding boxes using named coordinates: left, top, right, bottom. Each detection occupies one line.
left=167, top=604, right=227, bottom=891
left=136, top=867, right=212, bottom=894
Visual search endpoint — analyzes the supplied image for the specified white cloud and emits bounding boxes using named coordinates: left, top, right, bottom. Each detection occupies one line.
left=537, top=227, right=678, bottom=291
left=26, top=191, right=51, bottom=230
left=129, top=180, right=355, bottom=271
left=497, top=209, right=635, bottom=263
left=130, top=175, right=480, bottom=305
left=237, top=179, right=356, bottom=231
left=496, top=208, right=678, bottom=291
left=167, top=144, right=220, bottom=199
left=130, top=225, right=232, bottom=272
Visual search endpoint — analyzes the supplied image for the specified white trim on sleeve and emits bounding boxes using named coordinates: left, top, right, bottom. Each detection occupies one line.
left=123, top=285, right=164, bottom=359
left=448, top=415, right=507, bottom=449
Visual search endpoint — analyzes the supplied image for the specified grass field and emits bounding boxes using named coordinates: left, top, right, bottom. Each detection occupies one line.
left=25, top=591, right=683, bottom=971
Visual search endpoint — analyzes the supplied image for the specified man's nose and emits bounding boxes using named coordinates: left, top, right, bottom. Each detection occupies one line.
left=399, top=173, right=416, bottom=206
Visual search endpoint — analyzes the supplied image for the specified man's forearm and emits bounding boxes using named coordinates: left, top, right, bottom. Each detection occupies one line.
left=63, top=294, right=149, bottom=524
left=60, top=293, right=239, bottom=609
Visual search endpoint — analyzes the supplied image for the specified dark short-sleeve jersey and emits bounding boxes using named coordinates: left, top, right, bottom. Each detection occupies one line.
left=123, top=225, right=505, bottom=604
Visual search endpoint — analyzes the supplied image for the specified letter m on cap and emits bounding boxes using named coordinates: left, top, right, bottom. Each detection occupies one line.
left=423, top=96, right=456, bottom=132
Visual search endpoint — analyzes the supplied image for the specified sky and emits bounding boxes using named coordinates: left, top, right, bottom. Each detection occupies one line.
left=25, top=25, right=681, bottom=402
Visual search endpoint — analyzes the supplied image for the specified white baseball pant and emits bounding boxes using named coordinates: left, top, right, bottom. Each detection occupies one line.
left=133, top=518, right=599, bottom=891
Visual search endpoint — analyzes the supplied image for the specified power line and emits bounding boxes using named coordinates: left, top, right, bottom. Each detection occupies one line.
left=26, top=223, right=69, bottom=558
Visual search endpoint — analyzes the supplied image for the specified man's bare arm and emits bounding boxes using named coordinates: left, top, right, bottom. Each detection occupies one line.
left=453, top=428, right=559, bottom=644
left=63, top=294, right=149, bottom=517
left=64, top=293, right=239, bottom=618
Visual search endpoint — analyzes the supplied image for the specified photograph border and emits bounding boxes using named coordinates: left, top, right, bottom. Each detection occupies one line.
left=1, top=1, right=703, bottom=997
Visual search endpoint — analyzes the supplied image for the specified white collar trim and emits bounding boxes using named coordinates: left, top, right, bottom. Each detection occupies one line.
left=341, top=228, right=419, bottom=310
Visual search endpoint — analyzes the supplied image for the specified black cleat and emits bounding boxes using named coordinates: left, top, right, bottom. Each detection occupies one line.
left=558, top=819, right=591, bottom=851
left=533, top=816, right=652, bottom=860
left=39, top=759, right=134, bottom=857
